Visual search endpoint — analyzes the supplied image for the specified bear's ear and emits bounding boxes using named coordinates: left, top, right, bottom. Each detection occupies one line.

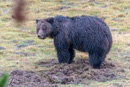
left=46, top=17, right=54, bottom=24
left=36, top=19, right=40, bottom=23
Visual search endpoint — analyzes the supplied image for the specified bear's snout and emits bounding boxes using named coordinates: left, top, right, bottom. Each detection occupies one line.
left=37, top=34, right=45, bottom=39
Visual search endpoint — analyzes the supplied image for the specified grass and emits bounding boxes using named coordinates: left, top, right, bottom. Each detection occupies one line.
left=0, top=0, right=130, bottom=87
left=0, top=73, right=9, bottom=87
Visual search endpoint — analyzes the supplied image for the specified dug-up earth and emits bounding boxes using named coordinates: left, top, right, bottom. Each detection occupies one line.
left=0, top=59, right=126, bottom=87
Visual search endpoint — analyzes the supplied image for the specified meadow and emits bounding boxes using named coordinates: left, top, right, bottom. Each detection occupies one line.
left=0, top=0, right=130, bottom=87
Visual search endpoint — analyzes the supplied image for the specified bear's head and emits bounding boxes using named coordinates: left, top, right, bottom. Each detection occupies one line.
left=36, top=18, right=54, bottom=39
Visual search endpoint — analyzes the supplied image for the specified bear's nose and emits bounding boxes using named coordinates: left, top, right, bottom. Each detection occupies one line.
left=38, top=35, right=41, bottom=38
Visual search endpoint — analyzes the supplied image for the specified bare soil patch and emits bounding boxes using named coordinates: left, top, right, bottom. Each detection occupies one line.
left=1, top=59, right=119, bottom=87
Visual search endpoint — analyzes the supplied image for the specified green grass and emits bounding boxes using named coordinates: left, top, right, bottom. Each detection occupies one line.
left=0, top=0, right=130, bottom=87
left=0, top=73, right=9, bottom=87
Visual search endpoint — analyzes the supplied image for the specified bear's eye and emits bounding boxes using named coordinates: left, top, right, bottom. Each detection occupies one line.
left=42, top=26, right=46, bottom=30
left=42, top=28, right=46, bottom=30
left=37, top=29, right=39, bottom=31
left=42, top=25, right=46, bottom=30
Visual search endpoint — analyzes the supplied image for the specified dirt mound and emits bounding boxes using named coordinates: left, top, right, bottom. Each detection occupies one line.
left=9, top=70, right=57, bottom=87
left=2, top=59, right=117, bottom=87
left=38, top=59, right=116, bottom=84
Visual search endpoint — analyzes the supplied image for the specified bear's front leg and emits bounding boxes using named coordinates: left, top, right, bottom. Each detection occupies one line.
left=54, top=33, right=72, bottom=64
left=57, top=49, right=71, bottom=63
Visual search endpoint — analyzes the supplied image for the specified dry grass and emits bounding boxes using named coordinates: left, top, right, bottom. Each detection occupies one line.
left=0, top=0, right=130, bottom=86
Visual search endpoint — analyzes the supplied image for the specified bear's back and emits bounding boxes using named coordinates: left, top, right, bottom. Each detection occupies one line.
left=70, top=16, right=107, bottom=27
left=54, top=15, right=69, bottom=22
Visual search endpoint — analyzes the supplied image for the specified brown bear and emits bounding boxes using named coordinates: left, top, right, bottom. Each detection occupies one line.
left=36, top=15, right=112, bottom=68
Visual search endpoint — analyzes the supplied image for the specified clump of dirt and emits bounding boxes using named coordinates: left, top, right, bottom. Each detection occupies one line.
left=2, top=59, right=117, bottom=87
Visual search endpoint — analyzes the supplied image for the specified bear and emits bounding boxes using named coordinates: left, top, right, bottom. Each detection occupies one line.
left=36, top=15, right=112, bottom=69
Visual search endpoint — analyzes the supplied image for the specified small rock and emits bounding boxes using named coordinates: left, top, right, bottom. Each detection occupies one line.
left=113, top=83, right=123, bottom=87
left=14, top=52, right=35, bottom=56
left=23, top=40, right=34, bottom=45
left=127, top=44, right=130, bottom=46
left=49, top=41, right=53, bottom=43
left=0, top=47, right=6, bottom=50
left=111, top=29, right=118, bottom=31
left=16, top=45, right=26, bottom=49
left=16, top=40, right=34, bottom=49
left=112, top=18, right=119, bottom=21
left=118, top=32, right=126, bottom=35
left=12, top=40, right=18, bottom=43
left=108, top=58, right=111, bottom=60
left=87, top=0, right=99, bottom=4
left=58, top=6, right=70, bottom=10
left=117, top=68, right=125, bottom=72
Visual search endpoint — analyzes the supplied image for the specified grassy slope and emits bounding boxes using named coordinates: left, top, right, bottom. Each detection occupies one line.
left=0, top=0, right=130, bottom=87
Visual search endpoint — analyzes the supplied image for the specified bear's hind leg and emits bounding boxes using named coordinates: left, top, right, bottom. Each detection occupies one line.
left=89, top=53, right=106, bottom=69
left=68, top=48, right=75, bottom=64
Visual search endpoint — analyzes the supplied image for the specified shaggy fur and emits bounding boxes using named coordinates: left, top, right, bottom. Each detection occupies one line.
left=36, top=15, right=112, bottom=68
